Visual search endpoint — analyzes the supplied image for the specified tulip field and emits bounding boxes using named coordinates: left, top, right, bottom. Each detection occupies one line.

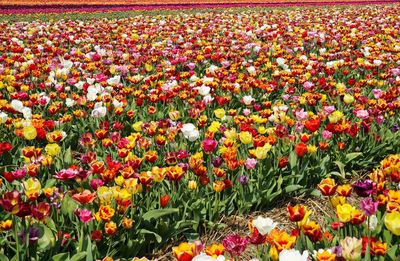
left=0, top=2, right=400, bottom=261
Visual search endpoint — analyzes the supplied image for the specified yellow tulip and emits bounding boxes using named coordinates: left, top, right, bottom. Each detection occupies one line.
left=336, top=204, right=355, bottom=223
left=343, top=94, right=354, bottom=104
left=328, top=111, right=344, bottom=124
left=23, top=126, right=37, bottom=140
left=384, top=211, right=400, bottom=236
left=330, top=196, right=346, bottom=208
left=214, top=108, right=225, bottom=119
left=255, top=144, right=272, bottom=160
left=45, top=143, right=61, bottom=156
left=23, top=178, right=41, bottom=200
left=224, top=128, right=237, bottom=139
left=132, top=121, right=143, bottom=132
left=239, top=131, right=253, bottom=144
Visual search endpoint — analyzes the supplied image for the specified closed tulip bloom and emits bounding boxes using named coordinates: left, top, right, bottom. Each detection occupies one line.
left=384, top=211, right=400, bottom=236
left=172, top=242, right=196, bottom=261
left=201, top=139, right=218, bottom=153
left=251, top=216, right=277, bottom=236
left=318, top=178, right=337, bottom=196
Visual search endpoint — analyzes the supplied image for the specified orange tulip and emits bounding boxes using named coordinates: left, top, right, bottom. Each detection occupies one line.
left=72, top=189, right=96, bottom=204
left=287, top=204, right=307, bottom=222
left=172, top=242, right=196, bottom=261
left=318, top=178, right=337, bottom=196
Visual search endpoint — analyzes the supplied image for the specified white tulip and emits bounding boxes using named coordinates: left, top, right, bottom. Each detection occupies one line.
left=0, top=112, right=8, bottom=123
left=107, top=75, right=121, bottom=86
left=65, top=98, right=75, bottom=107
left=22, top=107, right=32, bottom=119
left=252, top=216, right=277, bottom=235
left=181, top=123, right=200, bottom=141
left=11, top=100, right=24, bottom=112
left=196, top=85, right=211, bottom=96
left=91, top=103, right=106, bottom=118
left=247, top=66, right=256, bottom=75
left=192, top=253, right=225, bottom=261
left=279, top=249, right=308, bottom=261
left=242, top=95, right=254, bottom=106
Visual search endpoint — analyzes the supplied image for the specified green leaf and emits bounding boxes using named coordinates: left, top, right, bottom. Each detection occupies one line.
left=0, top=254, right=9, bottom=261
left=387, top=245, right=398, bottom=260
left=345, top=152, right=362, bottom=163
left=139, top=229, right=162, bottom=243
left=289, top=151, right=297, bottom=169
left=38, top=225, right=55, bottom=250
left=44, top=178, right=57, bottom=188
left=64, top=147, right=73, bottom=165
left=86, top=235, right=93, bottom=261
left=52, top=253, right=70, bottom=261
left=142, top=208, right=179, bottom=221
left=383, top=229, right=392, bottom=244
left=310, top=189, right=322, bottom=197
left=284, top=185, right=302, bottom=193
left=333, top=161, right=346, bottom=178
left=70, top=252, right=87, bottom=261
left=61, top=194, right=78, bottom=216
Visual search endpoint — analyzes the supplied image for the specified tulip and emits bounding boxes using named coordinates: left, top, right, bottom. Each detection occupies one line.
left=336, top=204, right=355, bottom=223
left=279, top=249, right=308, bottom=261
left=72, top=189, right=96, bottom=204
left=97, top=205, right=115, bottom=222
left=0, top=190, right=22, bottom=214
left=353, top=180, right=374, bottom=197
left=105, top=221, right=117, bottom=236
left=31, top=202, right=51, bottom=221
left=222, top=234, right=249, bottom=257
left=23, top=126, right=37, bottom=140
left=313, top=249, right=336, bottom=261
left=287, top=204, right=307, bottom=222
left=160, top=195, right=170, bottom=207
left=317, top=178, right=337, bottom=196
left=336, top=184, right=352, bottom=197
left=238, top=131, right=253, bottom=145
left=302, top=221, right=322, bottom=242
left=45, top=143, right=61, bottom=156
left=360, top=198, right=379, bottom=216
left=294, top=142, right=307, bottom=157
left=251, top=216, right=277, bottom=236
left=370, top=240, right=387, bottom=256
left=267, top=228, right=296, bottom=252
left=23, top=178, right=41, bottom=201
left=173, top=242, right=196, bottom=261
left=384, top=211, right=400, bottom=236
left=340, top=237, right=362, bottom=261
left=75, top=209, right=94, bottom=223
left=201, top=139, right=218, bottom=154
left=205, top=243, right=224, bottom=258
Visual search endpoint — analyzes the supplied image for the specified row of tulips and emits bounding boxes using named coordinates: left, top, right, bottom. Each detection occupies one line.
left=2, top=1, right=398, bottom=15
left=171, top=154, right=400, bottom=261
left=0, top=3, right=400, bottom=259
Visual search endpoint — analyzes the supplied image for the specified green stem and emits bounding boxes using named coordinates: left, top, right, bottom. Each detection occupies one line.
left=13, top=216, right=21, bottom=261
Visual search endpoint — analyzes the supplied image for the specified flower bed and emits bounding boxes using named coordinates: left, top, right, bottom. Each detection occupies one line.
left=172, top=154, right=400, bottom=261
left=0, top=3, right=399, bottom=260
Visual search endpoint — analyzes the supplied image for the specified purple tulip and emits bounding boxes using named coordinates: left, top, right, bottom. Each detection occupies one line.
left=360, top=198, right=379, bottom=216
left=353, top=180, right=374, bottom=197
